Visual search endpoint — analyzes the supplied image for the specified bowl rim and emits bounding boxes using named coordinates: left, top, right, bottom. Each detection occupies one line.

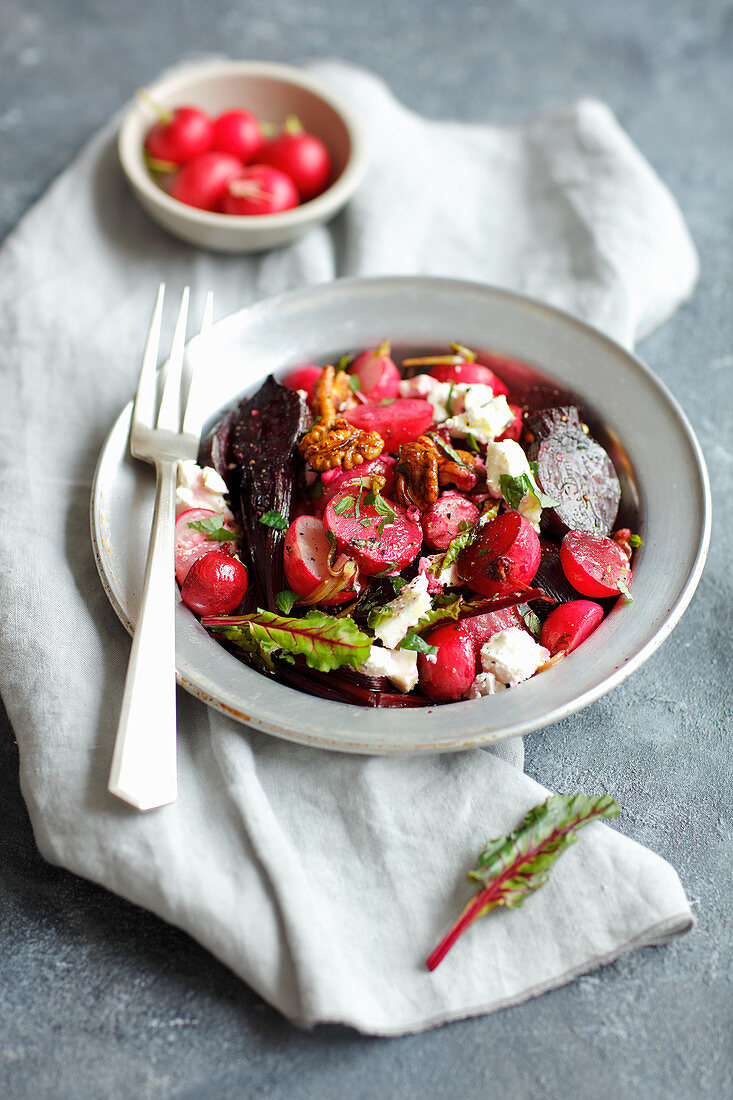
left=91, top=275, right=712, bottom=754
left=117, top=59, right=370, bottom=229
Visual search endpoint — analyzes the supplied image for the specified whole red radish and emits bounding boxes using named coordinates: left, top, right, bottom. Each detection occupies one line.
left=258, top=115, right=331, bottom=201
left=283, top=515, right=361, bottom=605
left=181, top=551, right=248, bottom=616
left=540, top=599, right=605, bottom=656
left=174, top=507, right=238, bottom=585
left=343, top=399, right=434, bottom=452
left=323, top=489, right=422, bottom=576
left=283, top=365, right=323, bottom=400
left=349, top=341, right=401, bottom=403
left=496, top=403, right=523, bottom=443
left=144, top=104, right=214, bottom=165
left=458, top=510, right=540, bottom=597
left=417, top=623, right=475, bottom=702
left=430, top=362, right=508, bottom=395
left=560, top=530, right=632, bottom=597
left=171, top=151, right=243, bottom=211
left=212, top=108, right=264, bottom=162
left=222, top=165, right=299, bottom=215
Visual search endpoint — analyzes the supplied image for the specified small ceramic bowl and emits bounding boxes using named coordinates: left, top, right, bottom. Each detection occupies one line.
left=118, top=60, right=369, bottom=252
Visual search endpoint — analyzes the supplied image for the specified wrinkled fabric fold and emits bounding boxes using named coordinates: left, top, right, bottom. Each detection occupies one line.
left=0, top=60, right=696, bottom=1035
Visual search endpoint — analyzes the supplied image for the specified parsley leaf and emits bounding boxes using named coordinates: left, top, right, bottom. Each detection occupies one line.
left=259, top=510, right=288, bottom=531
left=276, top=589, right=299, bottom=613
left=398, top=630, right=439, bottom=656
left=187, top=516, right=236, bottom=542
left=348, top=375, right=361, bottom=392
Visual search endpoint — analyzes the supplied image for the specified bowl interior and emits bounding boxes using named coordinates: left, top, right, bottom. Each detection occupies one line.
left=92, top=277, right=710, bottom=754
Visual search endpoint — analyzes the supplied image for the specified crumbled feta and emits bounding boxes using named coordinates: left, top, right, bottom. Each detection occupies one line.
left=372, top=574, right=432, bottom=649
left=358, top=645, right=419, bottom=692
left=176, top=461, right=233, bottom=519
left=465, top=671, right=506, bottom=699
left=479, top=628, right=550, bottom=687
left=445, top=387, right=513, bottom=445
left=398, top=374, right=438, bottom=398
left=482, top=440, right=542, bottom=530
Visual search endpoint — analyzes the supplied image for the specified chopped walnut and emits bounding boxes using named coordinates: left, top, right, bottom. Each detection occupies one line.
left=299, top=417, right=384, bottom=472
left=395, top=435, right=481, bottom=511
left=311, top=364, right=358, bottom=425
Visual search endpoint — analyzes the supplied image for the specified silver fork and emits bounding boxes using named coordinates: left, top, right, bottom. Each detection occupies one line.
left=108, top=284, right=213, bottom=811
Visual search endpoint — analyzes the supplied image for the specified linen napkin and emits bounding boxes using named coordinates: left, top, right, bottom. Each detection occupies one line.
left=0, top=61, right=698, bottom=1035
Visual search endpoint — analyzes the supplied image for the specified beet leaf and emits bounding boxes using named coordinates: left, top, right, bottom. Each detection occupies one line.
left=426, top=792, right=620, bottom=971
left=203, top=609, right=372, bottom=673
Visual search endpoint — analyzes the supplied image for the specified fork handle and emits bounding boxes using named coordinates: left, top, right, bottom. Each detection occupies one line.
left=108, top=459, right=178, bottom=810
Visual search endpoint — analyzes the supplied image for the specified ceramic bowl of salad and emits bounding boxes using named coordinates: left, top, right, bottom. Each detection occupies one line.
left=91, top=276, right=711, bottom=753
left=118, top=60, right=369, bottom=252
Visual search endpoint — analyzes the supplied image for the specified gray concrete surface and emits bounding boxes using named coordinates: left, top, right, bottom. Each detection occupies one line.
left=1, top=1, right=731, bottom=1096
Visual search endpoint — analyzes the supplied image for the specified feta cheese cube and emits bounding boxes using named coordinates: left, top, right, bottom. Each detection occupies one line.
left=398, top=374, right=439, bottom=398
left=358, top=645, right=419, bottom=692
left=479, top=628, right=550, bottom=687
left=465, top=671, right=506, bottom=699
left=445, top=386, right=513, bottom=444
left=372, top=574, right=432, bottom=649
left=482, top=441, right=542, bottom=529
left=176, top=461, right=233, bottom=519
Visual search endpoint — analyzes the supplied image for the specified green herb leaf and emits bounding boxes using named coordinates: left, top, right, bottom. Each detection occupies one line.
left=426, top=792, right=621, bottom=970
left=379, top=398, right=396, bottom=406
left=499, top=471, right=559, bottom=512
left=335, top=353, right=351, bottom=372
left=207, top=609, right=372, bottom=673
left=438, top=507, right=499, bottom=573
left=187, top=516, right=237, bottom=542
left=518, top=605, right=542, bottom=638
left=388, top=576, right=408, bottom=595
left=629, top=533, right=643, bottom=548
left=259, top=509, right=288, bottom=531
left=616, top=574, right=634, bottom=602
left=431, top=434, right=468, bottom=466
left=372, top=563, right=398, bottom=577
left=465, top=432, right=480, bottom=453
left=276, top=589, right=299, bottom=614
left=348, top=375, right=361, bottom=392
left=398, top=630, right=439, bottom=655
left=312, top=477, right=324, bottom=500
left=333, top=494, right=357, bottom=516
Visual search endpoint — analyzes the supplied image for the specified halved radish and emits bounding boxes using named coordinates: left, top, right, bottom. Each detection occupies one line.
left=282, top=365, right=322, bottom=400
left=283, top=515, right=361, bottom=604
left=323, top=488, right=423, bottom=575
left=458, top=510, right=540, bottom=597
left=343, top=399, right=434, bottom=452
left=496, top=403, right=523, bottom=443
left=429, top=362, right=508, bottom=394
left=349, top=341, right=401, bottom=402
left=417, top=623, right=475, bottom=701
left=460, top=607, right=526, bottom=657
left=540, top=599, right=605, bottom=655
left=560, top=530, right=631, bottom=597
left=421, top=491, right=479, bottom=551
left=174, top=507, right=238, bottom=585
left=319, top=455, right=396, bottom=505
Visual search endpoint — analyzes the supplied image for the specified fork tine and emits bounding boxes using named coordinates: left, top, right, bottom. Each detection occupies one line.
left=182, top=291, right=214, bottom=438
left=131, top=283, right=165, bottom=432
left=157, top=286, right=190, bottom=430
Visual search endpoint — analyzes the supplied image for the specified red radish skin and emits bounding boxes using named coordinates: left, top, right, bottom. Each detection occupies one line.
left=174, top=507, right=237, bottom=585
left=344, top=399, right=434, bottom=452
left=349, top=342, right=401, bottom=402
left=460, top=607, right=527, bottom=658
left=258, top=122, right=331, bottom=201
left=283, top=515, right=361, bottom=604
left=145, top=106, right=214, bottom=165
left=212, top=109, right=264, bottom=163
left=171, top=151, right=243, bottom=211
left=421, top=492, right=480, bottom=551
left=417, top=623, right=476, bottom=702
left=540, top=600, right=605, bottom=655
left=323, top=489, right=422, bottom=576
left=496, top=403, right=523, bottom=443
left=560, top=530, right=632, bottom=597
left=458, top=511, right=541, bottom=597
left=429, top=362, right=508, bottom=395
left=222, top=165, right=299, bottom=215
left=181, top=551, right=248, bottom=616
left=283, top=365, right=322, bottom=400
left=319, top=455, right=396, bottom=505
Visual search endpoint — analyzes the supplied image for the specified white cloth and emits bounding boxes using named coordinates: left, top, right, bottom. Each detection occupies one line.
left=0, top=61, right=698, bottom=1035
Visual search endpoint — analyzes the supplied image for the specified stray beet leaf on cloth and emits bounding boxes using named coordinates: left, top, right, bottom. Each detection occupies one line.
left=427, top=793, right=621, bottom=970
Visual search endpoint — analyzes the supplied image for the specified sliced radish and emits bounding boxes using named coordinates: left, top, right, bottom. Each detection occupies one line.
left=349, top=341, right=401, bottom=402
left=560, top=530, right=632, bottom=597
left=421, top=491, right=480, bottom=551
left=319, top=455, right=396, bottom=505
left=343, top=399, right=434, bottom=452
left=540, top=599, right=605, bottom=655
left=174, top=507, right=237, bottom=585
left=323, top=488, right=423, bottom=575
left=458, top=510, right=540, bottom=597
left=283, top=365, right=322, bottom=400
left=417, top=623, right=475, bottom=701
left=283, top=515, right=361, bottom=605
left=181, top=551, right=248, bottom=616
left=460, top=607, right=526, bottom=657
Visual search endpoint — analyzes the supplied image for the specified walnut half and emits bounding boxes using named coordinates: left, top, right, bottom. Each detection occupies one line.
left=299, top=418, right=384, bottom=472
